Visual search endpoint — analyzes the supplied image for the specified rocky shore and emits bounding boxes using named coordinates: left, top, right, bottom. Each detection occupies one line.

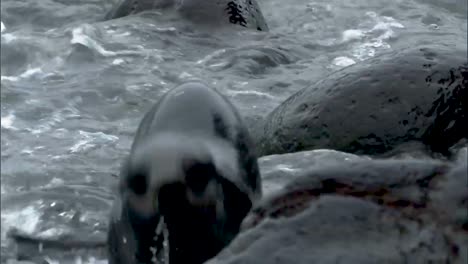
left=206, top=43, right=467, bottom=264
left=6, top=41, right=467, bottom=264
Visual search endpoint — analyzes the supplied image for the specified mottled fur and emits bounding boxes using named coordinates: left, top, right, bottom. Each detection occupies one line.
left=108, top=82, right=261, bottom=264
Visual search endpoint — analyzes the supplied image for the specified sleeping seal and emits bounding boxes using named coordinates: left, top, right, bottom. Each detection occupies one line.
left=104, top=0, right=269, bottom=31
left=107, top=82, right=262, bottom=264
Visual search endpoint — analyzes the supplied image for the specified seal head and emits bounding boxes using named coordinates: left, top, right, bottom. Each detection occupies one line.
left=108, top=82, right=261, bottom=264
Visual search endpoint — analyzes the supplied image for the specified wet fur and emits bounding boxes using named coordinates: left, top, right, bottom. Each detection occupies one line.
left=108, top=82, right=261, bottom=264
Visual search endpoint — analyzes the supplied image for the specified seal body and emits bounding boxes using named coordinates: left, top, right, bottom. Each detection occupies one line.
left=107, top=82, right=261, bottom=264
left=105, top=0, right=269, bottom=31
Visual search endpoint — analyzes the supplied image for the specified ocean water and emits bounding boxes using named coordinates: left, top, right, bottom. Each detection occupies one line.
left=1, top=0, right=467, bottom=263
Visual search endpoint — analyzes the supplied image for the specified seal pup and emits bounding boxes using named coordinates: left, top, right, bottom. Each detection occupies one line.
left=104, top=0, right=269, bottom=31
left=107, top=81, right=262, bottom=264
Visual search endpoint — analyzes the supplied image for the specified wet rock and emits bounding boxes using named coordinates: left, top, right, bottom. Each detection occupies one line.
left=206, top=149, right=467, bottom=264
left=249, top=152, right=450, bottom=230
left=259, top=43, right=468, bottom=156
left=208, top=196, right=457, bottom=264
left=429, top=146, right=468, bottom=230
left=104, top=0, right=269, bottom=32
left=258, top=149, right=366, bottom=194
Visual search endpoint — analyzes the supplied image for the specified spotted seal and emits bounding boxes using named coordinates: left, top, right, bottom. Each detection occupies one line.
left=107, top=81, right=262, bottom=264
left=104, top=0, right=269, bottom=31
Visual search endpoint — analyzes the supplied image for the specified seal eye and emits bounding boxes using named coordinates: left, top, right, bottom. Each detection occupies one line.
left=127, top=171, right=147, bottom=195
left=184, top=161, right=217, bottom=194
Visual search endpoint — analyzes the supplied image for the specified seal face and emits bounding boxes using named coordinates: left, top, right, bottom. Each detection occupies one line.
left=107, top=82, right=261, bottom=264
left=105, top=0, right=269, bottom=31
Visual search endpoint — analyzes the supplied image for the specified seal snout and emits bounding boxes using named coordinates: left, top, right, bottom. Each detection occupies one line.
left=184, top=162, right=214, bottom=195
left=108, top=81, right=261, bottom=264
left=158, top=160, right=225, bottom=221
left=155, top=161, right=229, bottom=264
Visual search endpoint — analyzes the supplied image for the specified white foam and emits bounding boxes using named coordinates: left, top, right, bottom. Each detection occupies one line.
left=26, top=99, right=41, bottom=104
left=179, top=72, right=194, bottom=79
left=37, top=227, right=68, bottom=238
left=227, top=90, right=276, bottom=99
left=1, top=113, right=17, bottom=130
left=51, top=155, right=65, bottom=160
left=152, top=26, right=177, bottom=33
left=1, top=33, right=17, bottom=44
left=233, top=81, right=249, bottom=88
left=43, top=177, right=65, bottom=188
left=1, top=205, right=42, bottom=242
left=366, top=11, right=378, bottom=18
left=332, top=56, right=356, bottom=67
left=352, top=45, right=376, bottom=60
left=43, top=257, right=60, bottom=264
left=196, top=49, right=228, bottom=65
left=81, top=257, right=108, bottom=264
left=352, top=40, right=391, bottom=61
left=381, top=16, right=405, bottom=28
left=112, top=31, right=131, bottom=37
left=348, top=13, right=405, bottom=61
left=70, top=131, right=118, bottom=153
left=1, top=75, right=19, bottom=82
left=71, top=26, right=116, bottom=57
left=342, top=29, right=365, bottom=42
left=1, top=67, right=44, bottom=82
left=70, top=140, right=95, bottom=153
left=53, top=128, right=69, bottom=138
left=1, top=21, right=5, bottom=33
left=71, top=26, right=144, bottom=58
left=20, top=149, right=34, bottom=155
left=302, top=23, right=315, bottom=31
left=126, top=84, right=144, bottom=91
left=19, top=67, right=43, bottom=78
left=81, top=130, right=119, bottom=141
left=112, top=58, right=125, bottom=65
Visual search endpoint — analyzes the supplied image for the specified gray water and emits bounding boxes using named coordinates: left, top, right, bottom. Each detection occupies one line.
left=1, top=0, right=467, bottom=263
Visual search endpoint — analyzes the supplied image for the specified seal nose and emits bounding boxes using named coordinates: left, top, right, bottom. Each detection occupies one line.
left=158, top=161, right=220, bottom=217
left=158, top=182, right=186, bottom=216
left=184, top=162, right=217, bottom=195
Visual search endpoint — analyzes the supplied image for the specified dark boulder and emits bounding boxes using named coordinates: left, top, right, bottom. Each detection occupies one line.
left=259, top=43, right=468, bottom=156
left=429, top=146, right=468, bottom=231
left=206, top=149, right=468, bottom=264
left=104, top=0, right=269, bottom=32
left=210, top=196, right=457, bottom=264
